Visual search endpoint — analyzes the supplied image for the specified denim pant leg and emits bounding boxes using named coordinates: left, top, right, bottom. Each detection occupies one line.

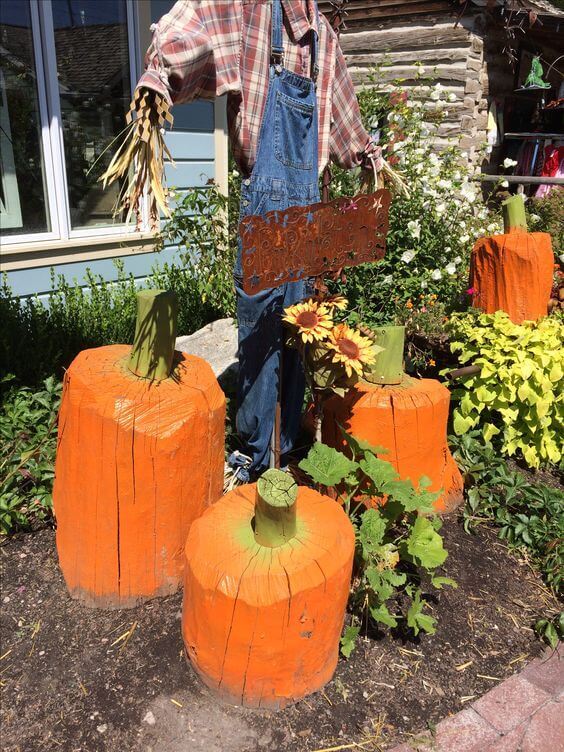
left=235, top=280, right=284, bottom=474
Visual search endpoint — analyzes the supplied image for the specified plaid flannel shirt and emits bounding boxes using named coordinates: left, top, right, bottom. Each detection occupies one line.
left=138, top=0, right=375, bottom=176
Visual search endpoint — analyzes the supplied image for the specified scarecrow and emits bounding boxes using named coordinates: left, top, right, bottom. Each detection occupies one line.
left=103, top=0, right=381, bottom=482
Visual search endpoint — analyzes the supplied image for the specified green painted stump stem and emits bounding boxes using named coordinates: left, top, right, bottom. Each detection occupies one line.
left=254, top=469, right=298, bottom=548
left=502, top=195, right=528, bottom=234
left=365, top=325, right=405, bottom=385
left=128, top=290, right=178, bottom=381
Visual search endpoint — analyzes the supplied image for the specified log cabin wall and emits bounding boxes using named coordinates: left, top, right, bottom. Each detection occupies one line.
left=318, top=1, right=490, bottom=163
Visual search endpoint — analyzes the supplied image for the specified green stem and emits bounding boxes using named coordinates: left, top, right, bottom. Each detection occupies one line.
left=128, top=290, right=178, bottom=381
left=254, top=469, right=298, bottom=548
left=502, top=195, right=528, bottom=234
left=365, top=325, right=405, bottom=385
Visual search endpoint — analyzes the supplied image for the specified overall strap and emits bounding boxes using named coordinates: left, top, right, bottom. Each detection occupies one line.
left=271, top=0, right=284, bottom=66
left=310, top=1, right=319, bottom=82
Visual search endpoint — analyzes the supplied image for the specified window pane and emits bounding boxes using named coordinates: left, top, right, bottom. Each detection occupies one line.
left=52, top=0, right=132, bottom=230
left=0, top=1, right=51, bottom=236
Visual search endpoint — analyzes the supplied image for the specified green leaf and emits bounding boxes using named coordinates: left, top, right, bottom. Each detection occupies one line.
left=341, top=429, right=388, bottom=459
left=453, top=412, right=475, bottom=435
left=298, top=443, right=357, bottom=487
left=359, top=508, right=388, bottom=550
left=340, top=625, right=360, bottom=658
left=431, top=576, right=458, bottom=590
left=369, top=603, right=398, bottom=628
left=403, top=516, right=448, bottom=569
left=407, top=591, right=437, bottom=636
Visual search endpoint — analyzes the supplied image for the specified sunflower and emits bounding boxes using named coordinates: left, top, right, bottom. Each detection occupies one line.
left=282, top=300, right=334, bottom=343
left=323, top=295, right=348, bottom=311
left=327, top=323, right=378, bottom=378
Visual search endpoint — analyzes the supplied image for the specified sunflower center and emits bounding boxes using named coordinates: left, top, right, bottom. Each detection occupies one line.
left=297, top=311, right=319, bottom=329
left=337, top=338, right=360, bottom=359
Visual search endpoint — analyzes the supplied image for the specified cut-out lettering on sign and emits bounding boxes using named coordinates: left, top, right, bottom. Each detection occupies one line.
left=239, top=190, right=391, bottom=294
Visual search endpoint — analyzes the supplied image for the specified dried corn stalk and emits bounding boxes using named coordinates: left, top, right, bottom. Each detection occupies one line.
left=100, top=88, right=174, bottom=229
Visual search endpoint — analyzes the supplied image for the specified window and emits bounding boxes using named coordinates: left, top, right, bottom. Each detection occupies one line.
left=0, top=0, right=140, bottom=244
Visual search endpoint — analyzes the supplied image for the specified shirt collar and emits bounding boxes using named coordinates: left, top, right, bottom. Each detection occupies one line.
left=281, top=0, right=319, bottom=42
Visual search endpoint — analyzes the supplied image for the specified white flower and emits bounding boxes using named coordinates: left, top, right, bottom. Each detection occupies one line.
left=460, top=183, right=476, bottom=202
left=421, top=280, right=428, bottom=289
left=503, top=158, right=518, bottom=169
left=431, top=269, right=442, bottom=280
left=500, top=180, right=509, bottom=188
left=445, top=262, right=457, bottom=275
left=401, top=250, right=416, bottom=263
left=530, top=213, right=541, bottom=223
left=447, top=92, right=457, bottom=102
left=437, top=179, right=452, bottom=190
left=559, top=253, right=564, bottom=264
left=430, top=83, right=443, bottom=101
left=435, top=203, right=446, bottom=215
left=407, top=220, right=421, bottom=240
left=231, top=169, right=240, bottom=177
left=383, top=274, right=393, bottom=284
left=460, top=234, right=470, bottom=243
left=429, top=152, right=440, bottom=166
left=454, top=256, right=462, bottom=264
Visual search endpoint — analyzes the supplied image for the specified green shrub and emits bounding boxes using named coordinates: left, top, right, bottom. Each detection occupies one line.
left=452, top=431, right=563, bottom=646
left=1, top=180, right=237, bottom=389
left=298, top=436, right=455, bottom=655
left=447, top=310, right=563, bottom=469
left=0, top=376, right=61, bottom=535
left=329, top=72, right=501, bottom=325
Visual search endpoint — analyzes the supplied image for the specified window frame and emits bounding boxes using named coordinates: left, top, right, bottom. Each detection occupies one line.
left=2, top=0, right=143, bottom=247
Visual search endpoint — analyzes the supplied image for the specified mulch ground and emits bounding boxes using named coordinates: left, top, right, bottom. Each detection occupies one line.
left=1, top=516, right=558, bottom=752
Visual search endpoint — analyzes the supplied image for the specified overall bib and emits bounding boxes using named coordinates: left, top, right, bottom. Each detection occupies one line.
left=234, top=0, right=320, bottom=478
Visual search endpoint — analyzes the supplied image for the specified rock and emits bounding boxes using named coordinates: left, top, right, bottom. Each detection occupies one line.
left=143, top=711, right=156, bottom=726
left=176, top=318, right=238, bottom=388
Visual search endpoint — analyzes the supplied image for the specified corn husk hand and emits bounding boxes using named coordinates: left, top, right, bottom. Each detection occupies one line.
left=100, top=87, right=174, bottom=229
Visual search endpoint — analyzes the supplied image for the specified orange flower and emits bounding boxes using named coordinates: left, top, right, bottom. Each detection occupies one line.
left=327, top=323, right=379, bottom=378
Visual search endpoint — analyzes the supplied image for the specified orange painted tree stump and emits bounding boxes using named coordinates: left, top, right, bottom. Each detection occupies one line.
left=54, top=337, right=225, bottom=607
left=469, top=196, right=554, bottom=324
left=182, top=471, right=355, bottom=709
left=322, top=377, right=463, bottom=513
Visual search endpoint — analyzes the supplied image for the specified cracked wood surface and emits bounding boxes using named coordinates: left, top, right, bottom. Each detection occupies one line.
left=323, top=377, right=464, bottom=513
left=53, top=345, right=225, bottom=608
left=470, top=232, right=554, bottom=325
left=181, top=484, right=355, bottom=709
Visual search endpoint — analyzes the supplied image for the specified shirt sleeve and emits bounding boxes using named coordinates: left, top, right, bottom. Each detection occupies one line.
left=329, top=41, right=375, bottom=170
left=137, top=1, right=240, bottom=105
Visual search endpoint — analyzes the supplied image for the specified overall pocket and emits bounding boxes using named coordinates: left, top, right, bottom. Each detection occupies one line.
left=274, top=91, right=314, bottom=171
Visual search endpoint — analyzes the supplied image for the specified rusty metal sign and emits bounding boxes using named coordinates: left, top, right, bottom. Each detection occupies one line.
left=239, top=190, right=391, bottom=294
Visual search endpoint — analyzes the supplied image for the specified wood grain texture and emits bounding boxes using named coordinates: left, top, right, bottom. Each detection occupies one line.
left=182, top=485, right=355, bottom=709
left=322, top=377, right=463, bottom=514
left=470, top=233, right=554, bottom=324
left=53, top=345, right=225, bottom=608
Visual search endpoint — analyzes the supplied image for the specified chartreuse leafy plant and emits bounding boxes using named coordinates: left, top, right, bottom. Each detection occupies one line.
left=299, top=436, right=455, bottom=655
left=447, top=311, right=563, bottom=469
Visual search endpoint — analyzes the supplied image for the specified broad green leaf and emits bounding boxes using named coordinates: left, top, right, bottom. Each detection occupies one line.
left=407, top=591, right=437, bottom=636
left=431, top=576, right=458, bottom=590
left=403, top=516, right=448, bottom=569
left=298, top=443, right=357, bottom=487
left=340, top=625, right=360, bottom=658
left=359, top=509, right=387, bottom=553
left=369, top=603, right=398, bottom=628
left=453, top=412, right=475, bottom=435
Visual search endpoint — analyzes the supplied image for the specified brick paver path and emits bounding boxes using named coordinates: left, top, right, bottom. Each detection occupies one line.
left=390, top=644, right=563, bottom=752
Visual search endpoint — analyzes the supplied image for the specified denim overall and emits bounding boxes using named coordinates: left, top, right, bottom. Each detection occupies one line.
left=233, top=0, right=320, bottom=479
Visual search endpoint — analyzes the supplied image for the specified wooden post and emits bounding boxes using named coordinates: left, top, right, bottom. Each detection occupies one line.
left=502, top=195, right=528, bottom=234
left=364, top=325, right=405, bottom=385
left=128, top=289, right=178, bottom=381
left=254, top=469, right=298, bottom=547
